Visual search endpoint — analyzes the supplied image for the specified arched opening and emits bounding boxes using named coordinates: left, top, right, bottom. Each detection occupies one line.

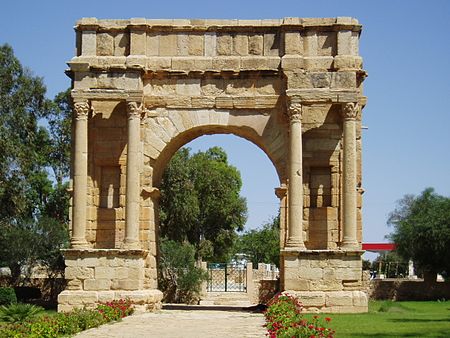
left=186, top=134, right=279, bottom=231
left=151, top=124, right=285, bottom=189
left=154, top=129, right=283, bottom=304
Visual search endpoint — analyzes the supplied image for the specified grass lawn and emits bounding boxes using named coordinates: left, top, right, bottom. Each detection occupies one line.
left=309, top=300, right=450, bottom=337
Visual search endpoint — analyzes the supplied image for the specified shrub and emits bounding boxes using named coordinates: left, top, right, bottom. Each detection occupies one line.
left=0, top=288, right=17, bottom=305
left=265, top=293, right=335, bottom=338
left=0, top=303, right=44, bottom=323
left=158, top=239, right=208, bottom=304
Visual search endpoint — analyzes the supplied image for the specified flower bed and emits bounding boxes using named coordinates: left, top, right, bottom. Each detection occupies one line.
left=265, top=293, right=335, bottom=338
left=0, top=299, right=134, bottom=337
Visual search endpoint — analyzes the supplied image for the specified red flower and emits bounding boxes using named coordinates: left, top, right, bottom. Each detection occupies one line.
left=325, top=317, right=331, bottom=322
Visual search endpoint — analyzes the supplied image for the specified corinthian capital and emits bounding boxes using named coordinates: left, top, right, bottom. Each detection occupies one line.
left=73, top=100, right=90, bottom=120
left=288, top=102, right=303, bottom=122
left=342, top=102, right=359, bottom=120
left=127, top=101, right=143, bottom=119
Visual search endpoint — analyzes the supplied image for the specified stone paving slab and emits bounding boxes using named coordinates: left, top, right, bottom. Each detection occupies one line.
left=75, top=310, right=267, bottom=338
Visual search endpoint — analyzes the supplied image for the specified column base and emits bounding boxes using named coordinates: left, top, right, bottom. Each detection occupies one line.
left=341, top=240, right=360, bottom=250
left=285, top=239, right=306, bottom=250
left=122, top=239, right=141, bottom=250
left=70, top=237, right=90, bottom=248
left=281, top=249, right=367, bottom=313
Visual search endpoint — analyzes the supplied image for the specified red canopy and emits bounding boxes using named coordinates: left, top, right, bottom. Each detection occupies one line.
left=362, top=243, right=396, bottom=252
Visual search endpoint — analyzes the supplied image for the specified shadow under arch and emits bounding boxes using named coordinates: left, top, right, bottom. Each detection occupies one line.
left=151, top=124, right=285, bottom=189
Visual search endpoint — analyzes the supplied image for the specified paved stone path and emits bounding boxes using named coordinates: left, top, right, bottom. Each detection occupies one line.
left=75, top=310, right=266, bottom=338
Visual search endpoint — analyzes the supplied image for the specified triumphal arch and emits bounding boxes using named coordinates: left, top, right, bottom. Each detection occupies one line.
left=58, top=17, right=368, bottom=313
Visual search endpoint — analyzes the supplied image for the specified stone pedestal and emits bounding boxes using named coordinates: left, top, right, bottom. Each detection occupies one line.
left=58, top=249, right=162, bottom=313
left=281, top=249, right=368, bottom=313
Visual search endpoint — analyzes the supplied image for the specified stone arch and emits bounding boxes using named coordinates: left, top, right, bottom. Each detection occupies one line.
left=143, top=109, right=288, bottom=189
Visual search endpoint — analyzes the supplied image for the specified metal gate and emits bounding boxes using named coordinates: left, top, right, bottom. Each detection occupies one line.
left=207, top=263, right=247, bottom=292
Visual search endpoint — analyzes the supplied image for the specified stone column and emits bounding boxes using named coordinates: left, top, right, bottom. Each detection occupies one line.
left=286, top=102, right=306, bottom=249
left=124, top=101, right=142, bottom=249
left=275, top=184, right=288, bottom=248
left=341, top=102, right=359, bottom=249
left=71, top=100, right=90, bottom=248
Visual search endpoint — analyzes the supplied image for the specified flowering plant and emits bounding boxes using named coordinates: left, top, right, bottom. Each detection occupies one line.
left=0, top=299, right=134, bottom=337
left=97, top=298, right=134, bottom=321
left=264, top=293, right=335, bottom=338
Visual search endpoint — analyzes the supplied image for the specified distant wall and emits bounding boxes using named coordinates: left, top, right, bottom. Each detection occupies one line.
left=369, top=279, right=450, bottom=301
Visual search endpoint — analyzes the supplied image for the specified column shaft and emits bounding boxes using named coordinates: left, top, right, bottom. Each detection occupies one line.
left=342, top=102, right=359, bottom=249
left=286, top=103, right=306, bottom=249
left=124, top=102, right=142, bottom=249
left=71, top=101, right=89, bottom=248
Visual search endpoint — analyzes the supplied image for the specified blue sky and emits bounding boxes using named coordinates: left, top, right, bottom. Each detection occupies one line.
left=1, top=0, right=449, bottom=246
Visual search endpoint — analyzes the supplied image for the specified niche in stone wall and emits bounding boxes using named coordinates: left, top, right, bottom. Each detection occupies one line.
left=100, top=166, right=120, bottom=208
left=307, top=166, right=332, bottom=249
left=96, top=166, right=121, bottom=248
left=310, top=167, right=331, bottom=208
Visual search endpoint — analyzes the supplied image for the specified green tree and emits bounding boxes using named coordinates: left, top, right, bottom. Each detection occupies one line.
left=387, top=188, right=450, bottom=281
left=0, top=44, right=69, bottom=284
left=160, top=146, right=247, bottom=261
left=158, top=239, right=208, bottom=304
left=233, top=215, right=280, bottom=267
left=47, top=89, right=72, bottom=185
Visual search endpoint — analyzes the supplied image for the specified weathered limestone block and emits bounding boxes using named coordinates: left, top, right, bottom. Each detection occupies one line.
left=317, top=32, right=336, bottom=56
left=281, top=56, right=304, bottom=71
left=212, top=56, right=240, bottom=70
left=114, top=32, right=130, bottom=56
left=286, top=70, right=310, bottom=88
left=188, top=34, right=204, bottom=56
left=337, top=30, right=353, bottom=55
left=326, top=291, right=353, bottom=306
left=287, top=291, right=326, bottom=307
left=176, top=79, right=201, bottom=96
left=84, top=279, right=111, bottom=291
left=284, top=32, right=302, bottom=54
left=304, top=56, right=334, bottom=70
left=233, top=34, right=248, bottom=56
left=159, top=34, right=177, bottom=56
left=201, top=78, right=225, bottom=96
left=65, top=266, right=94, bottom=280
left=146, top=33, right=159, bottom=56
left=217, top=34, right=233, bottom=55
left=97, top=33, right=114, bottom=56
left=263, top=33, right=279, bottom=56
left=177, top=34, right=189, bottom=56
left=248, top=35, right=263, bottom=55
left=332, top=71, right=357, bottom=88
left=146, top=57, right=171, bottom=70
left=310, top=72, right=331, bottom=88
left=94, top=266, right=115, bottom=279
left=81, top=30, right=96, bottom=56
left=204, top=32, right=216, bottom=57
